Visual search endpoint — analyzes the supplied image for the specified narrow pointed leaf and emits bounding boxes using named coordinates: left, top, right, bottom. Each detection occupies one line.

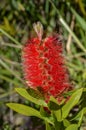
left=40, top=106, right=50, bottom=117
left=62, top=88, right=83, bottom=119
left=63, top=119, right=70, bottom=127
left=48, top=96, right=63, bottom=110
left=65, top=124, right=78, bottom=130
left=71, top=8, right=86, bottom=31
left=46, top=122, right=52, bottom=130
left=72, top=107, right=86, bottom=127
left=7, top=103, right=53, bottom=125
left=15, top=88, right=47, bottom=107
left=6, top=103, right=41, bottom=118
left=53, top=109, right=62, bottom=122
left=48, top=101, right=60, bottom=110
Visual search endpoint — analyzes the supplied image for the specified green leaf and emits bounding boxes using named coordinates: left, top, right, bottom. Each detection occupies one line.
left=48, top=101, right=60, bottom=110
left=50, top=96, right=64, bottom=105
left=63, top=119, right=70, bottom=127
left=7, top=102, right=53, bottom=125
left=46, top=122, right=52, bottom=130
left=62, top=88, right=83, bottom=119
left=49, top=97, right=62, bottom=121
left=53, top=113, right=63, bottom=130
left=40, top=106, right=50, bottom=117
left=53, top=109, right=62, bottom=122
left=27, top=87, right=44, bottom=99
left=0, top=17, right=16, bottom=35
left=15, top=88, right=47, bottom=107
left=65, top=124, right=78, bottom=130
left=48, top=96, right=64, bottom=110
left=70, top=7, right=86, bottom=31
left=11, top=0, right=18, bottom=10
left=72, top=107, right=86, bottom=127
left=6, top=103, right=41, bottom=118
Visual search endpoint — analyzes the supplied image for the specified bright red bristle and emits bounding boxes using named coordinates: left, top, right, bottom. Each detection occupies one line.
left=22, top=34, right=70, bottom=100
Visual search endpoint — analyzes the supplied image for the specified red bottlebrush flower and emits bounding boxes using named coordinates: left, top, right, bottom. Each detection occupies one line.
left=22, top=22, right=70, bottom=101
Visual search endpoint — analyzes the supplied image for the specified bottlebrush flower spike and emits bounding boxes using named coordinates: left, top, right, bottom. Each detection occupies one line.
left=22, top=22, right=70, bottom=101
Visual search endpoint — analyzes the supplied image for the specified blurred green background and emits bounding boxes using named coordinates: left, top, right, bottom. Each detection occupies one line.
left=0, top=0, right=86, bottom=130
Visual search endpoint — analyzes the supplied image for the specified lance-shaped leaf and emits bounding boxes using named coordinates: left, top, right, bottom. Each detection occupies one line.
left=46, top=122, right=52, bottom=130
left=72, top=107, right=86, bottom=127
left=65, top=124, right=78, bottom=130
left=15, top=88, right=47, bottom=107
left=48, top=96, right=61, bottom=110
left=62, top=88, right=83, bottom=119
left=6, top=103, right=41, bottom=118
left=7, top=103, right=54, bottom=125
left=70, top=7, right=86, bottom=31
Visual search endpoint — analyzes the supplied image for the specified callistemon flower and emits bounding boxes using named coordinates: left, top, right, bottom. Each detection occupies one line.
left=22, top=22, right=70, bottom=101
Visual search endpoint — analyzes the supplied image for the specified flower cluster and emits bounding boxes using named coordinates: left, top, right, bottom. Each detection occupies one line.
left=22, top=22, right=70, bottom=101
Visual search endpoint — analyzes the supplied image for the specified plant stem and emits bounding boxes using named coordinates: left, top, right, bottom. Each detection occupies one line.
left=0, top=28, right=21, bottom=45
left=48, top=0, right=86, bottom=53
left=0, top=59, right=23, bottom=82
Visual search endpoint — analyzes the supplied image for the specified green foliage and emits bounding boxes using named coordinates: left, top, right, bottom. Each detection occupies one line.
left=70, top=7, right=86, bottom=31
left=6, top=88, right=86, bottom=130
left=15, top=88, right=47, bottom=107
left=65, top=124, right=78, bottom=130
left=46, top=122, right=52, bottom=130
left=48, top=96, right=61, bottom=110
left=72, top=107, right=86, bottom=127
left=0, top=0, right=86, bottom=129
left=62, top=88, right=83, bottom=119
left=6, top=103, right=54, bottom=125
left=6, top=103, right=41, bottom=118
